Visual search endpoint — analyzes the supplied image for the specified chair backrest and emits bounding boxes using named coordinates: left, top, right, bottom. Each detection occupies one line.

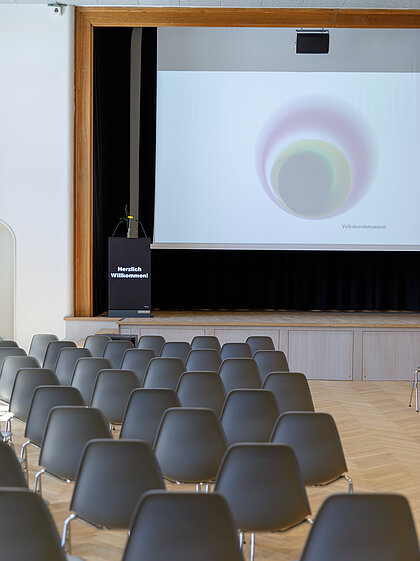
left=120, top=388, right=181, bottom=445
left=160, top=341, right=191, bottom=362
left=28, top=333, right=58, bottom=364
left=300, top=493, right=420, bottom=561
left=91, top=369, right=139, bottom=424
left=0, top=355, right=39, bottom=404
left=123, top=490, right=245, bottom=561
left=214, top=443, right=311, bottom=532
left=262, top=372, right=314, bottom=413
left=253, top=350, right=289, bottom=383
left=137, top=335, right=165, bottom=355
left=43, top=340, right=76, bottom=370
left=220, top=389, right=279, bottom=445
left=70, top=357, right=112, bottom=405
left=39, top=405, right=111, bottom=481
left=102, top=340, right=134, bottom=368
left=185, top=349, right=221, bottom=372
left=9, top=368, right=59, bottom=422
left=0, top=488, right=68, bottom=561
left=143, top=357, right=185, bottom=390
left=0, top=441, right=27, bottom=487
left=176, top=371, right=226, bottom=415
left=220, top=342, right=252, bottom=360
left=154, top=407, right=227, bottom=484
left=218, top=358, right=261, bottom=394
left=0, top=347, right=27, bottom=370
left=25, top=385, right=85, bottom=447
left=270, top=412, right=348, bottom=486
left=191, top=335, right=221, bottom=351
left=70, top=439, right=165, bottom=529
left=120, top=348, right=155, bottom=386
left=83, top=334, right=112, bottom=357
left=54, top=347, right=92, bottom=385
left=246, top=335, right=275, bottom=354
left=0, top=340, right=19, bottom=347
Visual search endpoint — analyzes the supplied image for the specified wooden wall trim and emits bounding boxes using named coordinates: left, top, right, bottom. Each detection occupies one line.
left=73, top=7, right=420, bottom=317
left=74, top=10, right=94, bottom=317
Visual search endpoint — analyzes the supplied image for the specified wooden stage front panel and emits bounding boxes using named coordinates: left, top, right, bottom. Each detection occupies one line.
left=65, top=310, right=420, bottom=381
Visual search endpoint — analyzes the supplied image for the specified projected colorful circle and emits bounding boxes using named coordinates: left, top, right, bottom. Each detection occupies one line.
left=256, top=100, right=377, bottom=220
left=270, top=139, right=351, bottom=219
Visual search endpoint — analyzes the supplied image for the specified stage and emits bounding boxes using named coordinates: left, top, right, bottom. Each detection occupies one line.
left=65, top=310, right=420, bottom=381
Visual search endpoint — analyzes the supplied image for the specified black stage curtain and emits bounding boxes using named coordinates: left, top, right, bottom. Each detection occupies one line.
left=93, top=28, right=132, bottom=316
left=95, top=28, right=420, bottom=313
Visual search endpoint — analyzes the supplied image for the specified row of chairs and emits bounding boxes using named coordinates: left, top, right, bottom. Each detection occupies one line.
left=0, top=350, right=310, bottom=435
left=2, top=484, right=418, bottom=561
left=17, top=382, right=344, bottom=494
left=0, top=434, right=418, bottom=561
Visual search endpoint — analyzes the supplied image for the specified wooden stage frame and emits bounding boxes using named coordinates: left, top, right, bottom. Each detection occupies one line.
left=73, top=7, right=420, bottom=317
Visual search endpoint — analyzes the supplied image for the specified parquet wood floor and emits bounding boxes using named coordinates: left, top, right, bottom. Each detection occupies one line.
left=9, top=380, right=420, bottom=560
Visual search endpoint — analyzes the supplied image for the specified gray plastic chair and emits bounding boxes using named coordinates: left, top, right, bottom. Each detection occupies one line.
left=120, top=388, right=181, bottom=446
left=91, top=369, right=139, bottom=425
left=102, top=340, right=134, bottom=368
left=214, top=443, right=311, bottom=561
left=43, top=341, right=76, bottom=370
left=220, top=389, right=279, bottom=445
left=160, top=341, right=191, bottom=362
left=0, top=339, right=19, bottom=347
left=185, top=349, right=221, bottom=372
left=70, top=357, right=112, bottom=405
left=176, top=371, right=226, bottom=415
left=0, top=487, right=84, bottom=561
left=34, top=405, right=111, bottom=495
left=83, top=334, right=111, bottom=357
left=54, top=347, right=92, bottom=385
left=253, top=350, right=289, bottom=384
left=122, top=490, right=245, bottom=561
left=28, top=333, right=59, bottom=364
left=4, top=368, right=59, bottom=438
left=220, top=342, right=252, bottom=360
left=154, top=407, right=227, bottom=489
left=299, top=493, right=420, bottom=561
left=270, top=412, right=353, bottom=492
left=0, top=440, right=27, bottom=487
left=0, top=347, right=27, bottom=369
left=120, top=348, right=155, bottom=386
left=143, top=357, right=185, bottom=390
left=20, top=386, right=85, bottom=480
left=62, top=439, right=165, bottom=552
left=218, top=358, right=261, bottom=394
left=137, top=335, right=165, bottom=355
left=0, top=355, right=40, bottom=405
left=262, top=372, right=315, bottom=413
left=191, top=335, right=221, bottom=351
left=246, top=335, right=275, bottom=354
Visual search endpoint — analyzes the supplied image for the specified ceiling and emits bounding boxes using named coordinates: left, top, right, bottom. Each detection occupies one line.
left=2, top=0, right=420, bottom=10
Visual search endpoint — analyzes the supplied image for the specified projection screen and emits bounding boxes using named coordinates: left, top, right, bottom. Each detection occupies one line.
left=153, top=28, right=420, bottom=250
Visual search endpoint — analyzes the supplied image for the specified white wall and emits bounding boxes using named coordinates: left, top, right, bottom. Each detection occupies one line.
left=0, top=5, right=74, bottom=350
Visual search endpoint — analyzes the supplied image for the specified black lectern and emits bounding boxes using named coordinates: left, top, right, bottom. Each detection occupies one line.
left=108, top=237, right=151, bottom=317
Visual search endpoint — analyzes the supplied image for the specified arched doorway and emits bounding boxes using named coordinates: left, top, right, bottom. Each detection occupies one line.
left=0, top=221, right=15, bottom=339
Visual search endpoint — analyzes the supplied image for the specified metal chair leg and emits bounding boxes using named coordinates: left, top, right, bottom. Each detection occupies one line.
left=61, top=513, right=76, bottom=553
left=344, top=474, right=354, bottom=493
left=250, top=532, right=256, bottom=561
left=34, top=468, right=45, bottom=496
left=409, top=376, right=415, bottom=407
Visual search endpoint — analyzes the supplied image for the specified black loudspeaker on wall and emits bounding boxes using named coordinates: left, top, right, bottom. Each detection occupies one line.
left=296, top=31, right=329, bottom=54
